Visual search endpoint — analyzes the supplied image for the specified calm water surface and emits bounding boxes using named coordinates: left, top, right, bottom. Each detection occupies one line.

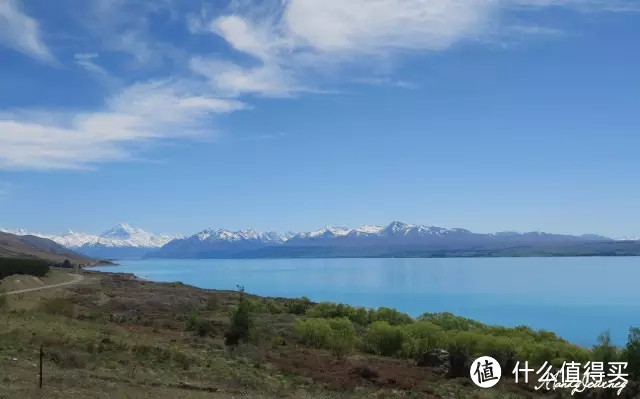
left=94, top=257, right=639, bottom=346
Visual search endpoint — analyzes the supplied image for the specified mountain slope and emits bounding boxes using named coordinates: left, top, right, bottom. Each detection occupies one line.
left=0, top=232, right=93, bottom=264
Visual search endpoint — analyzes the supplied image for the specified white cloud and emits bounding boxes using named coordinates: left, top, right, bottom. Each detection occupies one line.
left=190, top=58, right=303, bottom=97
left=191, top=0, right=639, bottom=97
left=0, top=0, right=53, bottom=61
left=74, top=53, right=112, bottom=79
left=212, top=15, right=277, bottom=62
left=0, top=81, right=246, bottom=170
left=1, top=0, right=636, bottom=171
left=190, top=0, right=497, bottom=96
left=510, top=0, right=640, bottom=12
left=284, top=0, right=495, bottom=54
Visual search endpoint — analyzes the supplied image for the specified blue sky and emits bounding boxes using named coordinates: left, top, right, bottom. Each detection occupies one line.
left=1, top=0, right=639, bottom=237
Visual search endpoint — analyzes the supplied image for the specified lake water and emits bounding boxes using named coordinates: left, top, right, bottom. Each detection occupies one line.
left=93, top=257, right=639, bottom=346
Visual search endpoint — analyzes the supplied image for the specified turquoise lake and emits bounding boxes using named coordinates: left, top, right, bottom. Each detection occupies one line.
left=94, top=257, right=639, bottom=346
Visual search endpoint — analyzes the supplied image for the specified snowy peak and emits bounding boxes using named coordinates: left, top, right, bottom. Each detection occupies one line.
left=1, top=224, right=179, bottom=249
left=101, top=223, right=141, bottom=240
left=192, top=228, right=289, bottom=244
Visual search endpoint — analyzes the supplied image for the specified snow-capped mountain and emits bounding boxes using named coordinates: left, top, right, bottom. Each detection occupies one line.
left=2, top=224, right=179, bottom=259
left=616, top=236, right=640, bottom=241
left=4, top=221, right=621, bottom=259
left=149, top=228, right=293, bottom=258
left=149, top=221, right=614, bottom=259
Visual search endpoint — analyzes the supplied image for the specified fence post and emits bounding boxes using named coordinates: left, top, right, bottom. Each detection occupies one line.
left=39, top=346, right=43, bottom=389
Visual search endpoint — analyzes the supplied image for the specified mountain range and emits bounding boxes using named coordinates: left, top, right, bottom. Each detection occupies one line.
left=4, top=222, right=640, bottom=259
left=1, top=224, right=178, bottom=259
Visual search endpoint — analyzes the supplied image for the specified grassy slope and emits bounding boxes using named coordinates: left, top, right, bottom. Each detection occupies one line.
left=0, top=270, right=554, bottom=398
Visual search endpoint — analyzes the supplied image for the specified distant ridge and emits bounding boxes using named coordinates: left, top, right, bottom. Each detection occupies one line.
left=7, top=221, right=637, bottom=259
left=147, top=221, right=626, bottom=259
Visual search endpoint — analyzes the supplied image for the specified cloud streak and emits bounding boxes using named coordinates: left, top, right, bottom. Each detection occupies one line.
left=0, top=0, right=53, bottom=62
left=0, top=81, right=246, bottom=170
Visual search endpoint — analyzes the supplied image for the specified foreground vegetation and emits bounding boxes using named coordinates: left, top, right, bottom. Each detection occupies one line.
left=0, top=269, right=638, bottom=398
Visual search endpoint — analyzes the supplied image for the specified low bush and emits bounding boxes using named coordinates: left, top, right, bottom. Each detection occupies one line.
left=225, top=294, right=252, bottom=346
left=294, top=317, right=357, bottom=358
left=371, top=307, right=413, bottom=326
left=592, top=330, right=620, bottom=363
left=185, top=312, right=214, bottom=337
left=363, top=321, right=404, bottom=356
left=327, top=318, right=357, bottom=358
left=284, top=296, right=312, bottom=315
left=307, top=302, right=413, bottom=327
left=624, top=327, right=640, bottom=380
left=399, top=321, right=447, bottom=358
left=294, top=318, right=333, bottom=348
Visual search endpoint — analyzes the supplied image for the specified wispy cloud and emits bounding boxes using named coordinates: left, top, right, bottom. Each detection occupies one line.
left=191, top=0, right=639, bottom=99
left=0, top=0, right=636, bottom=170
left=0, top=81, right=246, bottom=170
left=74, top=53, right=113, bottom=81
left=190, top=0, right=497, bottom=96
left=0, top=0, right=53, bottom=62
left=352, top=77, right=418, bottom=89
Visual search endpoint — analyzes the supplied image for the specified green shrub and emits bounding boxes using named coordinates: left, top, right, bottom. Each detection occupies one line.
left=285, top=296, right=312, bottom=315
left=294, top=318, right=333, bottom=348
left=592, top=330, right=619, bottom=363
left=371, top=307, right=413, bottom=326
left=185, top=312, right=214, bottom=337
left=327, top=318, right=357, bottom=358
left=294, top=317, right=357, bottom=358
left=624, top=327, right=640, bottom=380
left=399, top=321, right=447, bottom=358
left=0, top=291, right=6, bottom=311
left=225, top=295, right=252, bottom=346
left=307, top=302, right=370, bottom=325
left=265, top=299, right=284, bottom=314
left=419, top=312, right=483, bottom=331
left=363, top=321, right=404, bottom=356
left=477, top=335, right=517, bottom=369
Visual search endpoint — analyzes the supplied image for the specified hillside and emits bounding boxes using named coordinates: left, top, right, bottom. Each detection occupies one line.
left=0, top=232, right=93, bottom=265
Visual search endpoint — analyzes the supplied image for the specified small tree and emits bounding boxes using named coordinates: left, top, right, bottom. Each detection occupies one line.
left=224, top=286, right=252, bottom=347
left=592, top=330, right=619, bottom=364
left=328, top=318, right=357, bottom=359
left=625, top=327, right=640, bottom=379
